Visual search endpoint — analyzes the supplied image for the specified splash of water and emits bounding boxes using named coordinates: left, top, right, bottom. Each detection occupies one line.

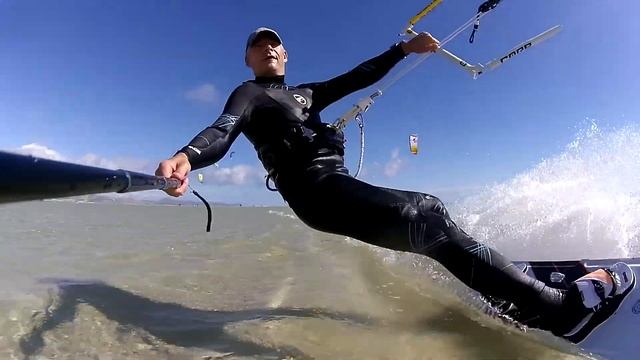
left=456, top=122, right=640, bottom=261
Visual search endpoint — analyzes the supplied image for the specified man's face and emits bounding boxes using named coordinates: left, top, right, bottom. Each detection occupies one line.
left=245, top=34, right=287, bottom=77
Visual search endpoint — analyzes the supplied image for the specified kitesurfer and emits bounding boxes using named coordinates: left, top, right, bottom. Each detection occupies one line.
left=156, top=27, right=635, bottom=342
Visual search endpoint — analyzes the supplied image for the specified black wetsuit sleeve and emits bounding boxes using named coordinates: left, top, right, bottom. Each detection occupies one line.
left=176, top=85, right=249, bottom=170
left=303, top=43, right=407, bottom=111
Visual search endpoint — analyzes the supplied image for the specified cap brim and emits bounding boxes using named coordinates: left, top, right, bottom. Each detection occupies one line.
left=250, top=31, right=281, bottom=46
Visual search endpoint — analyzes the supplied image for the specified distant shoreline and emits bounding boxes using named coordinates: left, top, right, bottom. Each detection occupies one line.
left=42, top=195, right=244, bottom=207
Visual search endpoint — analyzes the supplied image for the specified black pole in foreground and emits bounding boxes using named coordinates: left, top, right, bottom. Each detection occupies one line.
left=0, top=151, right=181, bottom=204
left=1, top=151, right=213, bottom=232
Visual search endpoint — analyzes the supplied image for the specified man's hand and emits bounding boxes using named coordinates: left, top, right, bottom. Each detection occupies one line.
left=155, top=152, right=191, bottom=197
left=401, top=32, right=440, bottom=55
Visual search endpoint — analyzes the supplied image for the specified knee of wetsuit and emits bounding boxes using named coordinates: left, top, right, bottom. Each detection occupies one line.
left=399, top=193, right=468, bottom=240
left=396, top=193, right=444, bottom=222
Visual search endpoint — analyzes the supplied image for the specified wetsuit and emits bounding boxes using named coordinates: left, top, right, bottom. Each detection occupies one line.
left=177, top=43, right=576, bottom=333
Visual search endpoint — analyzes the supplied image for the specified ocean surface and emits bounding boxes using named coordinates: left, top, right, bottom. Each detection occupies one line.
left=1, top=124, right=638, bottom=359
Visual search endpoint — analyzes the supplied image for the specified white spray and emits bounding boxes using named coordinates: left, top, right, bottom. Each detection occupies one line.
left=456, top=121, right=640, bottom=261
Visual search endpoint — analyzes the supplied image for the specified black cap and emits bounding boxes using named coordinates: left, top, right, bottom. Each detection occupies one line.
left=245, top=27, right=283, bottom=52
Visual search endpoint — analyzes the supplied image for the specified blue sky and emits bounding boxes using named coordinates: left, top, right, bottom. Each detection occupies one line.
left=1, top=0, right=638, bottom=205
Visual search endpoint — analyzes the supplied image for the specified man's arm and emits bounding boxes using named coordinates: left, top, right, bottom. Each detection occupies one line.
left=303, top=43, right=407, bottom=112
left=177, top=85, right=251, bottom=170
left=304, top=33, right=440, bottom=112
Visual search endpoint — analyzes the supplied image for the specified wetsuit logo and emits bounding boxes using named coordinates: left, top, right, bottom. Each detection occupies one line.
left=293, top=94, right=307, bottom=106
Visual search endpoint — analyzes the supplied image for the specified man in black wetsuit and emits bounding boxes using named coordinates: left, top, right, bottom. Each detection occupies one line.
left=156, top=27, right=634, bottom=343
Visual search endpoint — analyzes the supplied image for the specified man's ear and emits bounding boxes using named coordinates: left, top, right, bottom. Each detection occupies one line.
left=283, top=50, right=288, bottom=63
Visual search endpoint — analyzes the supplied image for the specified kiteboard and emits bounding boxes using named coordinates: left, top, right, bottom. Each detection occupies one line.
left=492, top=258, right=639, bottom=360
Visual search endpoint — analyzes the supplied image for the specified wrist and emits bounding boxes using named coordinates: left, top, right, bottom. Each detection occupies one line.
left=173, top=150, right=190, bottom=163
left=399, top=41, right=410, bottom=56
left=175, top=152, right=188, bottom=160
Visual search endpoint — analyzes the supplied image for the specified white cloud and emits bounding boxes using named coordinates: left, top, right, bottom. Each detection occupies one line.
left=78, top=153, right=120, bottom=169
left=383, top=148, right=404, bottom=177
left=14, top=144, right=150, bottom=173
left=112, top=157, right=153, bottom=173
left=201, top=164, right=265, bottom=186
left=16, top=143, right=65, bottom=161
left=185, top=83, right=219, bottom=104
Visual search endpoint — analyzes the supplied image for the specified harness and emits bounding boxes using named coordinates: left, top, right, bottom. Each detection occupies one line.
left=258, top=122, right=346, bottom=191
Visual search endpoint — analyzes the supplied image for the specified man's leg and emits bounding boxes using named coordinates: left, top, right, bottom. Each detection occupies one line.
left=288, top=174, right=566, bottom=323
left=289, top=173, right=638, bottom=341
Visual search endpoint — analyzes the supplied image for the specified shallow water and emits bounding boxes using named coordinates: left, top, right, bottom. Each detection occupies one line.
left=0, top=202, right=587, bottom=359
